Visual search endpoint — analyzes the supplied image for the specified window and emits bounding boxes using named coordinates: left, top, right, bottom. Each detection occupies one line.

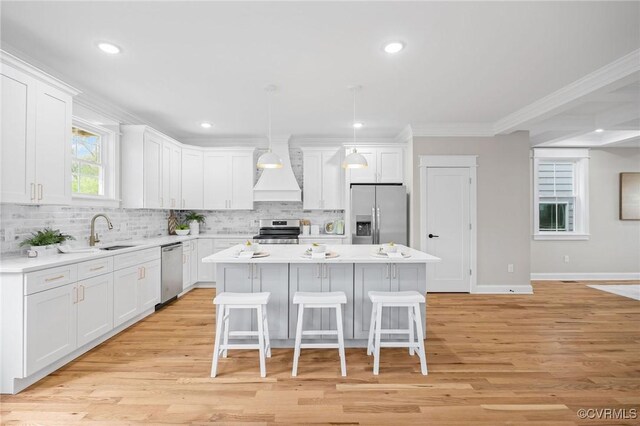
left=70, top=117, right=117, bottom=204
left=533, top=149, right=589, bottom=240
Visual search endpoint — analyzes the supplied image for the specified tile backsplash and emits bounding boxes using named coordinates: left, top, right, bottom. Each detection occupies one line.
left=0, top=147, right=343, bottom=256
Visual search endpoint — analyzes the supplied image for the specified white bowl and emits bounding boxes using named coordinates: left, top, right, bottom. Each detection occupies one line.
left=243, top=242, right=260, bottom=252
left=311, top=244, right=326, bottom=253
left=175, top=229, right=190, bottom=236
left=381, top=244, right=398, bottom=253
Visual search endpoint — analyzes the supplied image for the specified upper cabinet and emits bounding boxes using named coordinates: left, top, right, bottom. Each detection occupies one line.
left=302, top=148, right=344, bottom=210
left=346, top=146, right=404, bottom=184
left=203, top=149, right=254, bottom=210
left=1, top=57, right=77, bottom=205
left=121, top=125, right=182, bottom=209
left=181, top=148, right=203, bottom=210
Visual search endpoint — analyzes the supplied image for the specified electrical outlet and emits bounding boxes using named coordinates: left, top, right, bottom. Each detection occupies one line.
left=563, top=255, right=570, bottom=263
left=507, top=264, right=514, bottom=273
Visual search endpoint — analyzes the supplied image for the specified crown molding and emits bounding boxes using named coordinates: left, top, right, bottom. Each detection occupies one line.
left=411, top=123, right=495, bottom=137
left=394, top=125, right=414, bottom=144
left=291, top=135, right=398, bottom=147
left=494, top=48, right=640, bottom=135
left=0, top=49, right=80, bottom=96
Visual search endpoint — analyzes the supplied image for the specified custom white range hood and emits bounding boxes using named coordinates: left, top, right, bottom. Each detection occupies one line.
left=253, top=136, right=301, bottom=202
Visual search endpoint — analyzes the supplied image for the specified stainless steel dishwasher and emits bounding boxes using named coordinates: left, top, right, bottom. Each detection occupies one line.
left=157, top=242, right=183, bottom=308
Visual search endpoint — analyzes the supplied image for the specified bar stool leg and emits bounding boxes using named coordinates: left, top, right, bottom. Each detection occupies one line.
left=335, top=304, right=347, bottom=377
left=412, top=303, right=428, bottom=375
left=222, top=306, right=230, bottom=358
left=211, top=303, right=224, bottom=377
left=256, top=304, right=267, bottom=378
left=408, top=307, right=415, bottom=356
left=262, top=307, right=271, bottom=358
left=373, top=302, right=383, bottom=375
left=367, top=303, right=377, bottom=356
left=292, top=304, right=305, bottom=377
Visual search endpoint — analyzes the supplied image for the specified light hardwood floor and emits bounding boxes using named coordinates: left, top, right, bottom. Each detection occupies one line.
left=2, top=281, right=639, bottom=425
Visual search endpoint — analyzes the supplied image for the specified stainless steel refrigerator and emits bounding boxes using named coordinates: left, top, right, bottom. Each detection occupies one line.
left=351, top=184, right=407, bottom=245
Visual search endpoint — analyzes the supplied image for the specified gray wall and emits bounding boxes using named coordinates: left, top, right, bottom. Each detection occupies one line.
left=531, top=148, right=640, bottom=274
left=411, top=132, right=531, bottom=287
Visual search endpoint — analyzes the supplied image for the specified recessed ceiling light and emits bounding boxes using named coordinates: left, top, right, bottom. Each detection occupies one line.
left=353, top=122, right=363, bottom=129
left=383, top=41, right=405, bottom=54
left=200, top=122, right=213, bottom=129
left=595, top=128, right=604, bottom=133
left=97, top=42, right=121, bottom=55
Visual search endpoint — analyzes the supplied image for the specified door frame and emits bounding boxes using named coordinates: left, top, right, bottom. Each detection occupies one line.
left=419, top=155, right=478, bottom=293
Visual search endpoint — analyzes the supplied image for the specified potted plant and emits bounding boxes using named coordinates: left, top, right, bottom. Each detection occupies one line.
left=184, top=211, right=205, bottom=235
left=175, top=223, right=190, bottom=236
left=20, top=228, right=75, bottom=257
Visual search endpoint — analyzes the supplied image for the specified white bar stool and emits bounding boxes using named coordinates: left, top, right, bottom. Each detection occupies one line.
left=367, top=291, right=427, bottom=375
left=211, top=292, right=271, bottom=378
left=292, top=291, right=347, bottom=377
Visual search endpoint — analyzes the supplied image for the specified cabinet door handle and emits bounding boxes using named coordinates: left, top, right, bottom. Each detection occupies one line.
left=248, top=264, right=252, bottom=279
left=138, top=267, right=143, bottom=280
left=385, top=264, right=389, bottom=279
left=142, top=266, right=146, bottom=279
left=90, top=265, right=105, bottom=271
left=37, top=184, right=43, bottom=200
left=392, top=264, right=397, bottom=279
left=80, top=284, right=85, bottom=302
left=45, top=274, right=65, bottom=282
left=254, top=264, right=258, bottom=279
left=323, top=264, right=328, bottom=279
left=30, top=183, right=36, bottom=201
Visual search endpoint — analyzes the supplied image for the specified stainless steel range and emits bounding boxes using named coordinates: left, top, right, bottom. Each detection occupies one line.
left=253, top=219, right=300, bottom=244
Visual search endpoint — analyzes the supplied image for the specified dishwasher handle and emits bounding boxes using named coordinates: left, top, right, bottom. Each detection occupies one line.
left=162, top=243, right=183, bottom=252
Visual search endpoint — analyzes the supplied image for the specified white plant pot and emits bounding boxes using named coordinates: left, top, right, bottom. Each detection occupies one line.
left=28, top=244, right=59, bottom=258
left=175, top=229, right=190, bottom=236
left=189, top=220, right=200, bottom=235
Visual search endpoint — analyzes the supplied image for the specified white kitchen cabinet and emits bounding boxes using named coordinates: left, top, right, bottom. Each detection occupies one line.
left=189, top=241, right=198, bottom=286
left=25, top=283, right=77, bottom=375
left=143, top=133, right=163, bottom=209
left=76, top=274, right=113, bottom=347
left=162, top=141, right=171, bottom=209
left=0, top=60, right=76, bottom=205
left=169, top=144, right=182, bottom=209
left=197, top=239, right=216, bottom=282
left=182, top=240, right=198, bottom=289
left=113, top=265, right=140, bottom=327
left=346, top=146, right=404, bottom=184
left=203, top=149, right=254, bottom=210
left=138, top=259, right=161, bottom=312
left=181, top=148, right=204, bottom=209
left=302, top=148, right=344, bottom=210
left=289, top=263, right=353, bottom=339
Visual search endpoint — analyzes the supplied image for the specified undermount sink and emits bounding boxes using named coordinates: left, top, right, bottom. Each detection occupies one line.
left=100, top=245, right=136, bottom=251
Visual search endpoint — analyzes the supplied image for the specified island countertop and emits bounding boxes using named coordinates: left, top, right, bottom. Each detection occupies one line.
left=203, top=244, right=440, bottom=264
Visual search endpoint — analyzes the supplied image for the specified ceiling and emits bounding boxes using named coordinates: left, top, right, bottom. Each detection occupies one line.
left=1, top=1, right=639, bottom=142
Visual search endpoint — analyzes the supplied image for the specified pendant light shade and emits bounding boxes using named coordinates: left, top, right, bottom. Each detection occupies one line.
left=342, top=85, right=368, bottom=169
left=257, top=85, right=283, bottom=169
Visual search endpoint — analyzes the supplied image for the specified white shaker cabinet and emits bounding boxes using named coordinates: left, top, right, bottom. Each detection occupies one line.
left=346, top=146, right=404, bottom=184
left=301, top=148, right=344, bottom=210
left=197, top=239, right=216, bottom=282
left=76, top=274, right=114, bottom=347
left=113, top=265, right=140, bottom=327
left=0, top=59, right=76, bottom=205
left=181, top=148, right=204, bottom=209
left=203, top=149, right=255, bottom=210
left=203, top=152, right=228, bottom=209
left=138, top=259, right=161, bottom=312
left=169, top=144, right=182, bottom=209
left=143, top=133, right=163, bottom=209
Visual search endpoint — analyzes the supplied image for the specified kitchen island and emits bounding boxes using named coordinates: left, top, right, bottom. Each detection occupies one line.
left=203, top=244, right=440, bottom=347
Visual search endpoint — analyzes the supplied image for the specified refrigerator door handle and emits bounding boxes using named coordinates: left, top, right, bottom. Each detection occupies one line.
left=371, top=207, right=377, bottom=244
left=376, top=207, right=381, bottom=244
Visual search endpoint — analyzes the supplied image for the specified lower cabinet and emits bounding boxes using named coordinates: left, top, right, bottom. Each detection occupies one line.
left=218, top=263, right=289, bottom=340
left=353, top=263, right=426, bottom=339
left=138, top=259, right=161, bottom=312
left=289, top=263, right=354, bottom=339
left=77, top=274, right=114, bottom=347
left=197, top=239, right=216, bottom=282
left=113, top=258, right=160, bottom=327
left=182, top=240, right=198, bottom=289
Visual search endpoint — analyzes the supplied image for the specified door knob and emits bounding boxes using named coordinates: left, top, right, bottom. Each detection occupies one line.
left=428, top=233, right=439, bottom=238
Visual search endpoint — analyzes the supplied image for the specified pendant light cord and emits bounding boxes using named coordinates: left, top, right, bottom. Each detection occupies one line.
left=353, top=89, right=356, bottom=145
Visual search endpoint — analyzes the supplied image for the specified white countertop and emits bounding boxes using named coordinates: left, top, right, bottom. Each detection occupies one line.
left=298, top=234, right=347, bottom=239
left=204, top=244, right=440, bottom=264
left=0, top=233, right=255, bottom=273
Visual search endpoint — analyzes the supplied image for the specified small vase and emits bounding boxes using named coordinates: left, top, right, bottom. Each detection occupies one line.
left=189, top=220, right=200, bottom=235
left=168, top=210, right=178, bottom=235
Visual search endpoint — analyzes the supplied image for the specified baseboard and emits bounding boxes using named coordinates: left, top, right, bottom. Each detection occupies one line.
left=195, top=281, right=216, bottom=288
left=473, top=284, right=533, bottom=294
left=531, top=272, right=640, bottom=281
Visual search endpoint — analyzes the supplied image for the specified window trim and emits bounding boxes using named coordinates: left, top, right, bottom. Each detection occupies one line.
left=532, top=148, right=589, bottom=241
left=71, top=117, right=119, bottom=207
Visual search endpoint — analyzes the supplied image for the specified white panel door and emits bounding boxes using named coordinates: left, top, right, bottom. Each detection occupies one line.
left=425, top=167, right=471, bottom=292
left=170, top=144, right=182, bottom=209
left=302, top=151, right=322, bottom=209
left=189, top=242, right=198, bottom=285
left=143, top=135, right=162, bottom=209
left=25, top=284, right=77, bottom=375
left=182, top=248, right=191, bottom=289
left=181, top=148, right=203, bottom=209
left=113, top=265, right=140, bottom=327
left=34, top=83, right=72, bottom=204
left=321, top=150, right=344, bottom=209
left=203, top=152, right=229, bottom=209
left=229, top=152, right=254, bottom=209
left=197, top=239, right=216, bottom=282
left=161, top=140, right=171, bottom=209
left=138, top=259, right=161, bottom=312
left=1, top=66, right=35, bottom=203
left=77, top=274, right=114, bottom=347
left=348, top=148, right=377, bottom=183
left=377, top=148, right=403, bottom=183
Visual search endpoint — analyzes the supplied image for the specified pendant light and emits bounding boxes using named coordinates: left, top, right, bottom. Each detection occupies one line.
left=343, top=85, right=368, bottom=169
left=257, top=85, right=283, bottom=169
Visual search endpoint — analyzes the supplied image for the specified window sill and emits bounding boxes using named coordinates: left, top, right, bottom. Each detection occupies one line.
left=533, top=233, right=590, bottom=241
left=72, top=195, right=120, bottom=208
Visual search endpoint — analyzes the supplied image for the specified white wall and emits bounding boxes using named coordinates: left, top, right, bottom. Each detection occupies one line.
left=531, top=148, right=640, bottom=275
left=411, top=132, right=531, bottom=288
